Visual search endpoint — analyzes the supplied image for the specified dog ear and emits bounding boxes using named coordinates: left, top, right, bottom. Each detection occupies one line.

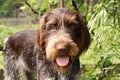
left=76, top=12, right=91, bottom=56
left=36, top=15, right=47, bottom=54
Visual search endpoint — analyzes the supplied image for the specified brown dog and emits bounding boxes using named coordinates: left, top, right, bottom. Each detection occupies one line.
left=3, top=8, right=90, bottom=80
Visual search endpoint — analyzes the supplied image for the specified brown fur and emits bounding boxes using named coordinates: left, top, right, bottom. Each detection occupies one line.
left=4, top=8, right=90, bottom=80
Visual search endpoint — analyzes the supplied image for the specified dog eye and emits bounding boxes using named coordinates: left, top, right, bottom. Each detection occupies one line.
left=67, top=22, right=78, bottom=27
left=67, top=23, right=74, bottom=26
left=47, top=24, right=58, bottom=31
left=66, top=23, right=76, bottom=29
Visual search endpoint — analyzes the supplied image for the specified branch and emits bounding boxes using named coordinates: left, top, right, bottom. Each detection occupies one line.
left=102, top=5, right=120, bottom=14
left=102, top=5, right=113, bottom=14
left=98, top=64, right=119, bottom=80
left=72, top=0, right=79, bottom=11
left=25, top=0, right=39, bottom=15
left=59, top=0, right=64, bottom=8
left=98, top=69, right=112, bottom=80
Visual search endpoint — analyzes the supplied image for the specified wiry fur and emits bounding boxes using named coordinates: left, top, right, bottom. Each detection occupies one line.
left=3, top=8, right=90, bottom=80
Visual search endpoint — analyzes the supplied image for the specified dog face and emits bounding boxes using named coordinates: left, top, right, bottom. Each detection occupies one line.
left=36, top=8, right=90, bottom=74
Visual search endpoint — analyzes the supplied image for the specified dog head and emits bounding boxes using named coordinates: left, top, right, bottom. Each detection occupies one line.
left=36, top=8, right=90, bottom=74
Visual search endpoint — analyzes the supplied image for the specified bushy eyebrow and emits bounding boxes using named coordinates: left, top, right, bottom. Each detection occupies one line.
left=46, top=18, right=59, bottom=25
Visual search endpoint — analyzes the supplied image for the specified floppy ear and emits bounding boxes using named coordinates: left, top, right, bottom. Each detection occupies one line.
left=36, top=15, right=47, bottom=53
left=77, top=12, right=91, bottom=56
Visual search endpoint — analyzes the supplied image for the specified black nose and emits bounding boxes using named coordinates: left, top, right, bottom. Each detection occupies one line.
left=56, top=44, right=70, bottom=55
left=58, top=46, right=66, bottom=53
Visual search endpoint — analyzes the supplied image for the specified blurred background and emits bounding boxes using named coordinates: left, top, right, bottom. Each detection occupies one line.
left=0, top=0, right=120, bottom=80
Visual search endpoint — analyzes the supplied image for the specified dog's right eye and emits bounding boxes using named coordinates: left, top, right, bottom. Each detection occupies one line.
left=46, top=24, right=58, bottom=31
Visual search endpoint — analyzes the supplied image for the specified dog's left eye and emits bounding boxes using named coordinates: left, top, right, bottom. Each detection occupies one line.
left=67, top=23, right=75, bottom=27
left=66, top=23, right=77, bottom=29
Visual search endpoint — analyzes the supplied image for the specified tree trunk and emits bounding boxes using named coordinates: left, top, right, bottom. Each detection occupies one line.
left=59, top=0, right=64, bottom=8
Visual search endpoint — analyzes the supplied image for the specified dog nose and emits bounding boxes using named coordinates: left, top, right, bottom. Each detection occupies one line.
left=56, top=43, right=69, bottom=54
left=58, top=46, right=66, bottom=53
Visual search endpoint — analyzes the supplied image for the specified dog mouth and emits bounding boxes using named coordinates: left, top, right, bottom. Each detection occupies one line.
left=55, top=56, right=69, bottom=67
left=52, top=56, right=73, bottom=74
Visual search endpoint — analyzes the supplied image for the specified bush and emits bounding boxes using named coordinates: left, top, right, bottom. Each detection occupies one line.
left=80, top=0, right=120, bottom=79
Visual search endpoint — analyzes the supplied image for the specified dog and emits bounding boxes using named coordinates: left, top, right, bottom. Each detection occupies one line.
left=3, top=8, right=90, bottom=80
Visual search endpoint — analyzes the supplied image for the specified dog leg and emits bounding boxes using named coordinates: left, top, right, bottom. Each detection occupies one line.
left=3, top=46, right=18, bottom=80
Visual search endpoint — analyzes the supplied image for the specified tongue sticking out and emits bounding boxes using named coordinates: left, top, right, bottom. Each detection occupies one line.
left=56, top=56, right=69, bottom=67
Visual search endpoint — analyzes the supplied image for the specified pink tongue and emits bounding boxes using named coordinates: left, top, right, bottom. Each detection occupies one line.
left=56, top=57, right=69, bottom=67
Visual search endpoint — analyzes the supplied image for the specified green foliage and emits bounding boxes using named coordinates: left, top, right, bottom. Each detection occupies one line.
left=81, top=0, right=120, bottom=79
left=25, top=0, right=58, bottom=16
left=0, top=0, right=23, bottom=18
left=25, top=0, right=88, bottom=16
left=0, top=0, right=88, bottom=18
left=0, top=51, right=3, bottom=69
left=0, top=25, right=16, bottom=48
